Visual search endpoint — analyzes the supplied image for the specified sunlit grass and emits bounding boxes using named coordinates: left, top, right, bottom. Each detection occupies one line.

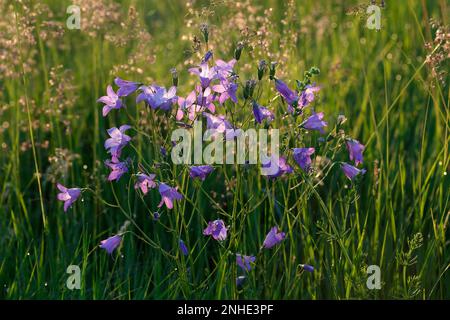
left=0, top=0, right=448, bottom=299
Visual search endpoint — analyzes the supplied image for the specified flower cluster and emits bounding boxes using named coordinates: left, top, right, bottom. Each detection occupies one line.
left=56, top=40, right=368, bottom=283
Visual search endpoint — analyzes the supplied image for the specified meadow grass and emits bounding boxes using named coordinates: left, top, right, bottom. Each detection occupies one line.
left=0, top=0, right=448, bottom=299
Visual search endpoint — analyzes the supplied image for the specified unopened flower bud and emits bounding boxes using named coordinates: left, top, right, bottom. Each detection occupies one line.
left=234, top=42, right=244, bottom=61
left=170, top=68, right=178, bottom=86
left=200, top=23, right=209, bottom=43
left=257, top=60, right=267, bottom=80
left=269, top=61, right=277, bottom=80
left=202, top=50, right=213, bottom=63
left=243, top=79, right=256, bottom=99
left=310, top=66, right=320, bottom=75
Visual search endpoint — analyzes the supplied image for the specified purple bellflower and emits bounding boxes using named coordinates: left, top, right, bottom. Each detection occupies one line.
left=105, top=156, right=128, bottom=181
left=189, top=87, right=213, bottom=121
left=134, top=173, right=157, bottom=195
left=215, top=59, right=237, bottom=79
left=203, top=113, right=240, bottom=140
left=136, top=85, right=177, bottom=111
left=158, top=183, right=183, bottom=209
left=346, top=139, right=365, bottom=165
left=252, top=101, right=274, bottom=124
left=261, top=155, right=293, bottom=178
left=236, top=254, right=256, bottom=272
left=98, top=85, right=123, bottom=117
left=275, top=79, right=298, bottom=111
left=212, top=79, right=238, bottom=104
left=263, top=226, right=286, bottom=249
left=104, top=125, right=131, bottom=157
left=203, top=219, right=228, bottom=241
left=189, top=63, right=218, bottom=88
left=293, top=147, right=315, bottom=172
left=195, top=86, right=216, bottom=113
left=114, top=77, right=140, bottom=97
left=189, top=165, right=214, bottom=181
left=275, top=80, right=320, bottom=111
left=178, top=87, right=216, bottom=121
left=176, top=90, right=196, bottom=121
left=99, top=235, right=122, bottom=254
left=56, top=183, right=81, bottom=212
left=302, top=112, right=328, bottom=134
left=341, top=162, right=366, bottom=181
left=299, top=84, right=320, bottom=108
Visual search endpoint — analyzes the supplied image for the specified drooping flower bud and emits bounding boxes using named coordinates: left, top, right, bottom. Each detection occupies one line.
left=300, top=264, right=314, bottom=273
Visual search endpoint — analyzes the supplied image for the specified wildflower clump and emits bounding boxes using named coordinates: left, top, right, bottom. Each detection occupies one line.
left=57, top=26, right=367, bottom=289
